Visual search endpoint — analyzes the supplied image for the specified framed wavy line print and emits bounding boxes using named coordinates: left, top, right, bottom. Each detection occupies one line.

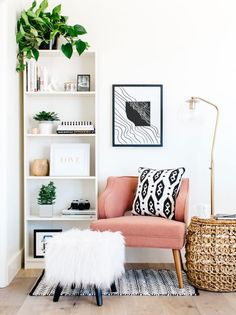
left=112, top=84, right=163, bottom=147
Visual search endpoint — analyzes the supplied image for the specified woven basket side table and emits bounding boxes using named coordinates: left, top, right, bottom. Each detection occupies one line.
left=186, top=216, right=236, bottom=292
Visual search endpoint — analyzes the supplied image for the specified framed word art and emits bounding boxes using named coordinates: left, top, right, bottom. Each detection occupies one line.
left=50, top=143, right=90, bottom=176
left=112, top=84, right=163, bottom=147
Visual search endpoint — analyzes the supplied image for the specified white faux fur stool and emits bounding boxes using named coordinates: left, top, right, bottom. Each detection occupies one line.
left=45, top=229, right=125, bottom=306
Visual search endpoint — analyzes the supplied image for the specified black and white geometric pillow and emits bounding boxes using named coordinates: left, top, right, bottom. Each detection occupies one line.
left=132, top=167, right=185, bottom=219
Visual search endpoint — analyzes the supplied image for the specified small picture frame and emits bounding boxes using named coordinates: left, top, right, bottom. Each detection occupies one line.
left=77, top=74, right=90, bottom=91
left=34, top=229, right=62, bottom=258
left=50, top=143, right=90, bottom=176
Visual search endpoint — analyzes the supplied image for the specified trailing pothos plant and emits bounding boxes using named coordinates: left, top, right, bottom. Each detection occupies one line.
left=16, top=0, right=89, bottom=72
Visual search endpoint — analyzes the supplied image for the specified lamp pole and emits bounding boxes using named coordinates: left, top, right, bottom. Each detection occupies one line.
left=187, top=97, right=219, bottom=216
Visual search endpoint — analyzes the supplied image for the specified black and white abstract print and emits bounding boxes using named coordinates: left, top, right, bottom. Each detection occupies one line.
left=112, top=85, right=163, bottom=146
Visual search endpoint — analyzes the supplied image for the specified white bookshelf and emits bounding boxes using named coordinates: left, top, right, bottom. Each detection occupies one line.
left=23, top=50, right=97, bottom=269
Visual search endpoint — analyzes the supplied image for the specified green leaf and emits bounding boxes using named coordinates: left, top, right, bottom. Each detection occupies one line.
left=27, top=10, right=36, bottom=18
left=36, top=0, right=48, bottom=16
left=74, top=24, right=87, bottom=35
left=32, top=49, right=39, bottom=61
left=61, top=43, right=73, bottom=59
left=21, top=11, right=29, bottom=25
left=75, top=39, right=87, bottom=55
left=20, top=24, right=25, bottom=36
left=30, top=28, right=38, bottom=37
left=16, top=31, right=23, bottom=43
left=30, top=1, right=37, bottom=10
left=52, top=4, right=61, bottom=15
left=26, top=50, right=32, bottom=59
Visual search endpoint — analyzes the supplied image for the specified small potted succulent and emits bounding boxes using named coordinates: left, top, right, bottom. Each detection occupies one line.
left=33, top=111, right=59, bottom=134
left=38, top=181, right=56, bottom=217
left=16, top=0, right=89, bottom=72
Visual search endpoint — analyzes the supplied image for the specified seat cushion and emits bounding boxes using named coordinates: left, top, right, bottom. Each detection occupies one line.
left=90, top=216, right=186, bottom=250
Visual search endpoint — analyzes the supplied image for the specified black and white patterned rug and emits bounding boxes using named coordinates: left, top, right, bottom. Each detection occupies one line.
left=30, top=269, right=198, bottom=296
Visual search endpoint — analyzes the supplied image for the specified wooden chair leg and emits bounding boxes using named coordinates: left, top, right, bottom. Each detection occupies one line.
left=94, top=286, right=103, bottom=306
left=172, top=249, right=184, bottom=289
left=53, top=283, right=63, bottom=302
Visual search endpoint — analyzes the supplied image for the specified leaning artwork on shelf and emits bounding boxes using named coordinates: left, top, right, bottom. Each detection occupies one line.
left=77, top=74, right=90, bottom=91
left=50, top=143, right=90, bottom=176
left=112, top=84, right=163, bottom=147
left=34, top=229, right=62, bottom=258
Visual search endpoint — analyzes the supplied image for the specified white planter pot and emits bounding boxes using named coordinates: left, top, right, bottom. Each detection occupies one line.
left=39, top=121, right=54, bottom=134
left=39, top=204, right=53, bottom=217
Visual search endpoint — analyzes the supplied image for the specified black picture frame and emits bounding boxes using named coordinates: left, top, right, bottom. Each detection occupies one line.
left=77, top=74, right=90, bottom=91
left=33, top=229, right=62, bottom=258
left=112, top=84, right=163, bottom=147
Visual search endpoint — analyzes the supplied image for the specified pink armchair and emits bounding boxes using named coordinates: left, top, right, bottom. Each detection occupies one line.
left=90, top=176, right=189, bottom=288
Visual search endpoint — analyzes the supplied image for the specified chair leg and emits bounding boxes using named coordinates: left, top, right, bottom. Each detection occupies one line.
left=172, top=249, right=184, bottom=289
left=94, top=286, right=103, bottom=306
left=53, top=283, right=63, bottom=302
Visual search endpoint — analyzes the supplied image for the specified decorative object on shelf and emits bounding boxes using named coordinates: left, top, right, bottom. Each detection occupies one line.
left=64, top=82, right=76, bottom=92
left=16, top=0, right=89, bottom=72
left=57, top=121, right=95, bottom=134
left=34, top=229, right=62, bottom=258
left=50, top=143, right=90, bottom=176
left=33, top=111, right=60, bottom=134
left=186, top=216, right=236, bottom=292
left=61, top=199, right=94, bottom=217
left=186, top=97, right=219, bottom=216
left=31, top=127, right=38, bottom=134
left=68, top=199, right=90, bottom=210
left=112, top=85, right=163, bottom=147
left=31, top=159, right=49, bottom=176
left=38, top=181, right=56, bottom=217
left=77, top=74, right=90, bottom=91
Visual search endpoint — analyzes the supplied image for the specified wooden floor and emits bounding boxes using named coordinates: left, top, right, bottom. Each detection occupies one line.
left=1, top=264, right=236, bottom=315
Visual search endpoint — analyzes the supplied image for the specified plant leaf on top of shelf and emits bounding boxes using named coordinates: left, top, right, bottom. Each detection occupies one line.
left=61, top=43, right=73, bottom=58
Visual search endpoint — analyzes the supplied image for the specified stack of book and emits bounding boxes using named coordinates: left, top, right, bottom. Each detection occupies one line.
left=57, top=121, right=95, bottom=134
left=25, top=61, right=48, bottom=92
left=215, top=213, right=236, bottom=220
left=62, top=209, right=96, bottom=218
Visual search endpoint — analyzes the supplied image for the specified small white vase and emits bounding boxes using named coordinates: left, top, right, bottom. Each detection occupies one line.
left=39, top=204, right=53, bottom=217
left=39, top=121, right=53, bottom=134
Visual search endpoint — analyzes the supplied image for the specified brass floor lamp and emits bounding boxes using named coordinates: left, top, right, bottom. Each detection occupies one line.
left=186, top=97, right=219, bottom=217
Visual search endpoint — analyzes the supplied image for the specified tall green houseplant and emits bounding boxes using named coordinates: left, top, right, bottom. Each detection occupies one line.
left=16, top=0, right=89, bottom=71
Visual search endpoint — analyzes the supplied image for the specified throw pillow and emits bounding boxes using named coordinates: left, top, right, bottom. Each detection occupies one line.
left=132, top=167, right=185, bottom=219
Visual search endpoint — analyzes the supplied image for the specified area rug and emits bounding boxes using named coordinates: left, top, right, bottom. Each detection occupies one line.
left=30, top=269, right=198, bottom=296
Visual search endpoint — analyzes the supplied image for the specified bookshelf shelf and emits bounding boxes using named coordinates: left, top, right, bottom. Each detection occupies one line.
left=25, top=91, right=95, bottom=96
left=26, top=133, right=96, bottom=137
left=26, top=176, right=96, bottom=180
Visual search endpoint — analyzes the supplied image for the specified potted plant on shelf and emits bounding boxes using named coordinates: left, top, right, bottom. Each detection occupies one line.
left=16, top=0, right=89, bottom=72
left=38, top=181, right=56, bottom=217
left=33, top=111, right=59, bottom=134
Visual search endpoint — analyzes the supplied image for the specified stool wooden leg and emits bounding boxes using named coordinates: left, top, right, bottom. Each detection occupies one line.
left=53, top=283, right=63, bottom=302
left=172, top=249, right=184, bottom=289
left=110, top=282, right=117, bottom=293
left=94, top=286, right=103, bottom=306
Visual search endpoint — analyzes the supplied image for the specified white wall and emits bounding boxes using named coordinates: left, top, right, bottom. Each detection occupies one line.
left=19, top=0, right=236, bottom=262
left=0, top=0, right=23, bottom=287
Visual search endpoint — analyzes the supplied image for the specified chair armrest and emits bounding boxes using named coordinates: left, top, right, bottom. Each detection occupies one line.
left=175, top=178, right=189, bottom=224
left=98, top=176, right=138, bottom=219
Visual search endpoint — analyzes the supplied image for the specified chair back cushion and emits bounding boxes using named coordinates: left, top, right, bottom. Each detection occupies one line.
left=98, top=176, right=138, bottom=219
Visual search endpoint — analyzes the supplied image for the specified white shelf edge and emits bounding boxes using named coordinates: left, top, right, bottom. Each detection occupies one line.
left=26, top=176, right=96, bottom=180
left=25, top=91, right=95, bottom=96
left=26, top=214, right=96, bottom=221
left=26, top=133, right=96, bottom=137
